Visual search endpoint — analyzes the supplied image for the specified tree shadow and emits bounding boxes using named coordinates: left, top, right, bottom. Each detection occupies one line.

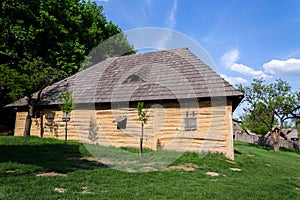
left=0, top=143, right=108, bottom=174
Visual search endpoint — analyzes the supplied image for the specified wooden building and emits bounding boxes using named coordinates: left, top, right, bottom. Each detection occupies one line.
left=7, top=48, right=243, bottom=159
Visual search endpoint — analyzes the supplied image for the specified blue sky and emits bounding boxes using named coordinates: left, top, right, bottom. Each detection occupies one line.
left=95, top=0, right=300, bottom=91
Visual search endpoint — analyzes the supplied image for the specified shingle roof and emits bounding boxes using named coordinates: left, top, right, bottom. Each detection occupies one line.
left=6, top=48, right=243, bottom=107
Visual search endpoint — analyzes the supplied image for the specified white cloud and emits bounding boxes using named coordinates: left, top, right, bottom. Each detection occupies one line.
left=220, top=49, right=239, bottom=68
left=156, top=0, right=178, bottom=49
left=263, top=58, right=300, bottom=76
left=165, top=0, right=178, bottom=29
left=231, top=63, right=272, bottom=79
left=221, top=49, right=272, bottom=80
left=155, top=30, right=173, bottom=49
left=220, top=74, right=248, bottom=85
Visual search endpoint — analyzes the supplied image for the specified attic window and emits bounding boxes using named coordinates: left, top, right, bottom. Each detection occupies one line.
left=123, top=74, right=145, bottom=84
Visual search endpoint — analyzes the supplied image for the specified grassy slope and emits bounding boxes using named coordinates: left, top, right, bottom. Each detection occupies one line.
left=0, top=137, right=299, bottom=200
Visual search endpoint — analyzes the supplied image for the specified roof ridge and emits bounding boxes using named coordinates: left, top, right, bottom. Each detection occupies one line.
left=103, top=47, right=189, bottom=60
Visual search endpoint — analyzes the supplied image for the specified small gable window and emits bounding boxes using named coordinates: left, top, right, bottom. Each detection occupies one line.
left=123, top=74, right=144, bottom=84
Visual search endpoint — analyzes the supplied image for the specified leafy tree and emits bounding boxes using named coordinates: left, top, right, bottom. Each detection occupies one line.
left=239, top=112, right=277, bottom=135
left=137, top=102, right=150, bottom=157
left=239, top=115, right=268, bottom=135
left=0, top=0, right=135, bottom=136
left=58, top=91, right=75, bottom=115
left=239, top=78, right=300, bottom=152
left=58, top=90, right=75, bottom=144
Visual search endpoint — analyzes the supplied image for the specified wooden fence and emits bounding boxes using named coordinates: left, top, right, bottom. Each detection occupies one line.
left=235, top=133, right=300, bottom=151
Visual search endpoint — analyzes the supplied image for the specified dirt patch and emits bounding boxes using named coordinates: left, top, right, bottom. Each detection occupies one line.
left=65, top=157, right=79, bottom=161
left=206, top=172, right=220, bottom=177
left=81, top=157, right=98, bottom=162
left=265, top=164, right=271, bottom=167
left=166, top=166, right=195, bottom=171
left=82, top=186, right=94, bottom=194
left=246, top=154, right=255, bottom=157
left=6, top=170, right=16, bottom=173
left=142, top=166, right=157, bottom=172
left=54, top=188, right=66, bottom=193
left=230, top=168, right=242, bottom=171
left=226, top=160, right=236, bottom=164
left=82, top=157, right=113, bottom=166
left=161, top=164, right=197, bottom=172
left=296, top=187, right=300, bottom=191
left=36, top=172, right=67, bottom=177
left=126, top=168, right=136, bottom=173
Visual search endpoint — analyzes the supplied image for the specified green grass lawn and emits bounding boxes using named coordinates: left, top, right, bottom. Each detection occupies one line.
left=0, top=136, right=299, bottom=200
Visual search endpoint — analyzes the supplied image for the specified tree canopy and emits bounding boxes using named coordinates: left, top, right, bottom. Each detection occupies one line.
left=0, top=0, right=134, bottom=106
left=0, top=0, right=135, bottom=135
left=238, top=78, right=300, bottom=151
left=239, top=113, right=275, bottom=135
left=58, top=91, right=75, bottom=115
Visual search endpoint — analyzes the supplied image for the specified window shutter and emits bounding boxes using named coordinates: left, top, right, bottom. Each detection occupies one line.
left=184, top=117, right=197, bottom=131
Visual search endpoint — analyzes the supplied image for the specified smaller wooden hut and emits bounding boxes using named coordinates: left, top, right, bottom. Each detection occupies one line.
left=7, top=48, right=243, bottom=159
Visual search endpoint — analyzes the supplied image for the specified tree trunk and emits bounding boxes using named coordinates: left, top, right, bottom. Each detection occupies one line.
left=24, top=103, right=34, bottom=137
left=24, top=114, right=32, bottom=137
left=23, top=82, right=49, bottom=137
left=64, top=121, right=68, bottom=145
left=272, top=128, right=281, bottom=152
left=140, top=123, right=144, bottom=157
left=273, top=135, right=280, bottom=152
left=40, top=111, right=44, bottom=138
left=274, top=141, right=280, bottom=152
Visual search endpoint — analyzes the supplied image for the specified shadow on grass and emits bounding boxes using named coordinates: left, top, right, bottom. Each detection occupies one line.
left=0, top=143, right=108, bottom=174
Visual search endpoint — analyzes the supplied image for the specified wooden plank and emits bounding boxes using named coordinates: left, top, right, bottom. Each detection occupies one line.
left=13, top=100, right=233, bottom=158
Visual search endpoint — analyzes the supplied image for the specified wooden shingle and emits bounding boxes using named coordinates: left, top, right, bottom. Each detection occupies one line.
left=7, top=48, right=243, bottom=108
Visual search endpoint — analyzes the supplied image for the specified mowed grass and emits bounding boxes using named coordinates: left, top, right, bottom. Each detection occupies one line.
left=0, top=136, right=299, bottom=200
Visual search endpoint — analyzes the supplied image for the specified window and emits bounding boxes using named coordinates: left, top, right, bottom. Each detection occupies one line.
left=184, top=111, right=197, bottom=131
left=114, top=116, right=127, bottom=129
left=123, top=74, right=145, bottom=84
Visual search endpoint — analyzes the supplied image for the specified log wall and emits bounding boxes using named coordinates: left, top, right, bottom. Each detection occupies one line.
left=14, top=99, right=234, bottom=159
